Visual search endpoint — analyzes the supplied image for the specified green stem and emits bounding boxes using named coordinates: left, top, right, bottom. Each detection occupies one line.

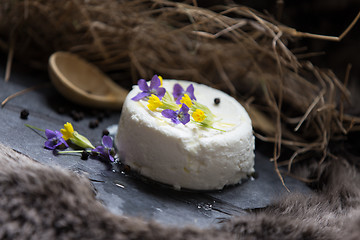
left=25, top=124, right=45, bottom=132
left=57, top=150, right=88, bottom=154
left=191, top=121, right=226, bottom=132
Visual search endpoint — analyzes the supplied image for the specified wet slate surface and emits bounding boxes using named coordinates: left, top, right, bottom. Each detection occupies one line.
left=0, top=61, right=312, bottom=228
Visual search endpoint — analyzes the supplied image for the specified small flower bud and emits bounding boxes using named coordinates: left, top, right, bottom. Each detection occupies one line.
left=71, top=131, right=95, bottom=149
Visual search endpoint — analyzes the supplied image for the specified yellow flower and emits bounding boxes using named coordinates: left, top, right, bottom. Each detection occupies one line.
left=60, top=122, right=94, bottom=148
left=60, top=122, right=74, bottom=140
left=158, top=75, right=163, bottom=87
left=180, top=94, right=192, bottom=108
left=147, top=94, right=163, bottom=111
left=192, top=109, right=206, bottom=122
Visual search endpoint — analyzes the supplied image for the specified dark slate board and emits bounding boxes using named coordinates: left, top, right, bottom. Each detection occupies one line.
left=0, top=60, right=311, bottom=228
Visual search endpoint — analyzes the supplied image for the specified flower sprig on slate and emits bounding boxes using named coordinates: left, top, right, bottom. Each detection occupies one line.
left=132, top=75, right=222, bottom=130
left=25, top=123, right=116, bottom=163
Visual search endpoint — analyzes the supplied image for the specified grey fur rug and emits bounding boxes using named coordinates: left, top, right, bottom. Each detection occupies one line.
left=1, top=142, right=360, bottom=240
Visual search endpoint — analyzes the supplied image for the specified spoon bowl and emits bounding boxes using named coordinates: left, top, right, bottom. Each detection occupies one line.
left=49, top=51, right=128, bottom=109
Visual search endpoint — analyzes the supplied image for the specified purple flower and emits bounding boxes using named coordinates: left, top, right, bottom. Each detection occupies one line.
left=131, top=75, right=166, bottom=101
left=161, top=104, right=190, bottom=125
left=172, top=83, right=196, bottom=104
left=91, top=135, right=115, bottom=162
left=44, top=129, right=68, bottom=150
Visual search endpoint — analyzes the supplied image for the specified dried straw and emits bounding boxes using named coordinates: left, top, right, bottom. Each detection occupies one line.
left=1, top=0, right=359, bottom=184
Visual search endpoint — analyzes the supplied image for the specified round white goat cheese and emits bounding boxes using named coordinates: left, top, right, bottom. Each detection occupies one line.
left=116, top=79, right=255, bottom=190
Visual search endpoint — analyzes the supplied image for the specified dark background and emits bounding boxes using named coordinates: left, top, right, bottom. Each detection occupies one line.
left=211, top=0, right=359, bottom=79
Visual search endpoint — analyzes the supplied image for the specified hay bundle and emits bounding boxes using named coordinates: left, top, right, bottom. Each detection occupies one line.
left=1, top=0, right=359, bottom=182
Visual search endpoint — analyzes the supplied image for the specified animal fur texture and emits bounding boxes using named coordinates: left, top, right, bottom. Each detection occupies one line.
left=1, top=142, right=359, bottom=240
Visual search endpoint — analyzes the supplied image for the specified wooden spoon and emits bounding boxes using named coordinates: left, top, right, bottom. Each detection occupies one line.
left=49, top=51, right=128, bottom=109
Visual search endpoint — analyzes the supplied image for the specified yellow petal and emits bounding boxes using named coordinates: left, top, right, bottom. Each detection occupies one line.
left=64, top=122, right=74, bottom=133
left=158, top=75, right=163, bottom=87
left=192, top=109, right=206, bottom=122
left=60, top=122, right=74, bottom=140
left=147, top=94, right=163, bottom=111
left=180, top=94, right=192, bottom=108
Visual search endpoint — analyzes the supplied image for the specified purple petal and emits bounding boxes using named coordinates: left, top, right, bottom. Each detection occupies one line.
left=179, top=113, right=190, bottom=125
left=162, top=109, right=182, bottom=124
left=108, top=152, right=115, bottom=162
left=173, top=84, right=184, bottom=100
left=171, top=118, right=181, bottom=124
left=162, top=109, right=177, bottom=119
left=150, top=75, right=161, bottom=90
left=179, top=104, right=189, bottom=114
left=45, top=129, right=56, bottom=139
left=177, top=105, right=190, bottom=125
left=138, top=79, right=149, bottom=92
left=156, top=87, right=166, bottom=100
left=59, top=138, right=69, bottom=148
left=45, top=140, right=57, bottom=150
left=92, top=146, right=106, bottom=156
left=44, top=130, right=67, bottom=150
left=102, top=135, right=113, bottom=148
left=186, top=84, right=196, bottom=100
left=54, top=130, right=64, bottom=138
left=131, top=92, right=150, bottom=101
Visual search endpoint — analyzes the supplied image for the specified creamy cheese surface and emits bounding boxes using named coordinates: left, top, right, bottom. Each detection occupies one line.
left=116, top=79, right=255, bottom=190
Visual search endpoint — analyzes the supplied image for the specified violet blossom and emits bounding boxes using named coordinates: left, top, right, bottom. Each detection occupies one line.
left=172, top=83, right=196, bottom=104
left=161, top=104, right=190, bottom=125
left=91, top=135, right=115, bottom=162
left=131, top=75, right=166, bottom=101
left=44, top=129, right=68, bottom=150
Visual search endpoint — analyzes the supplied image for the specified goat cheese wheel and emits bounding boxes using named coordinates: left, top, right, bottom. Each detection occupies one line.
left=116, top=79, right=255, bottom=190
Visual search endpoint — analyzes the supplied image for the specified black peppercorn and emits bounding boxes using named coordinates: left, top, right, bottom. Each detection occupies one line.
left=89, top=119, right=99, bottom=129
left=97, top=112, right=105, bottom=122
left=214, top=98, right=220, bottom=105
left=78, top=111, right=85, bottom=119
left=102, top=129, right=110, bottom=136
left=53, top=149, right=59, bottom=156
left=90, top=109, right=99, bottom=116
left=81, top=150, right=89, bottom=160
left=20, top=109, right=29, bottom=119
left=70, top=110, right=83, bottom=121
left=56, top=106, right=66, bottom=114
